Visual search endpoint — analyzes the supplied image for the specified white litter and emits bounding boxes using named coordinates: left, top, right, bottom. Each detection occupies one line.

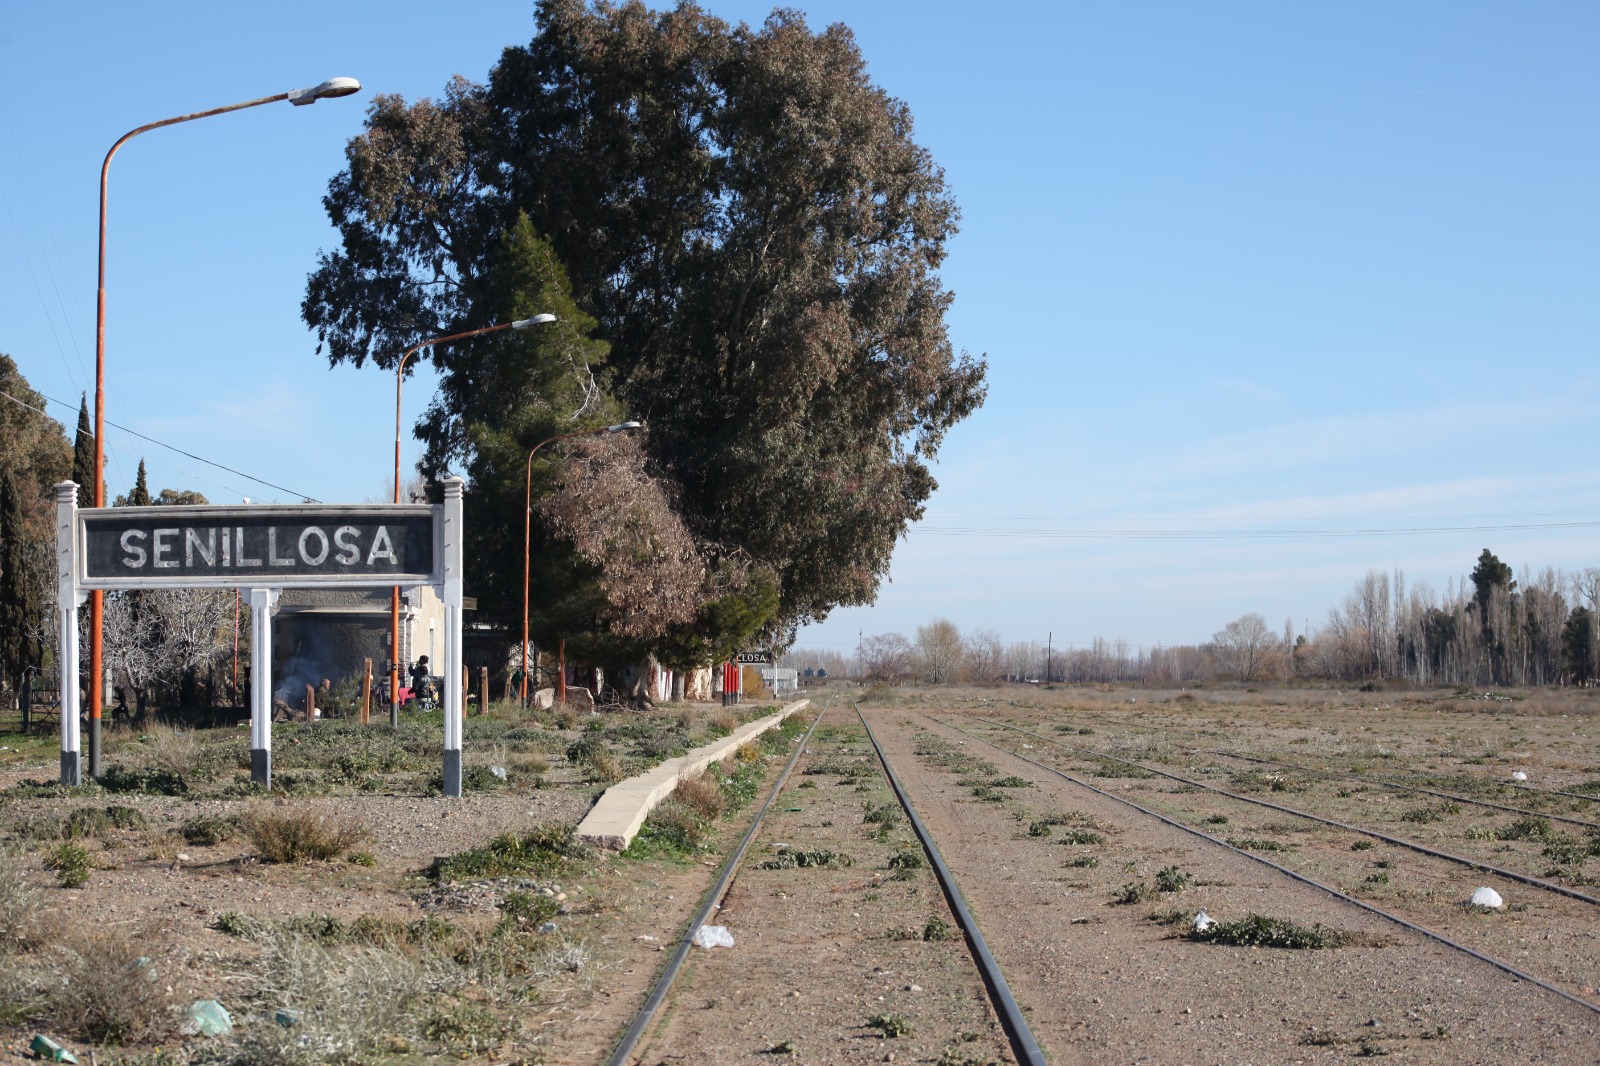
left=1511, top=771, right=1528, bottom=782
left=490, top=765, right=508, bottom=780
left=1192, top=910, right=1216, bottom=933
left=1470, top=886, right=1504, bottom=909
left=694, top=924, right=735, bottom=949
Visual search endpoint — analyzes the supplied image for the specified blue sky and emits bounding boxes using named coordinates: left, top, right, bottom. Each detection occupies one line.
left=0, top=2, right=1595, bottom=656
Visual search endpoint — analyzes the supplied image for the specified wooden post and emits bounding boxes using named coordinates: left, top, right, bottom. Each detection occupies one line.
left=461, top=665, right=469, bottom=716
left=305, top=684, right=316, bottom=725
left=557, top=638, right=566, bottom=704
left=361, top=659, right=372, bottom=725
left=478, top=666, right=488, bottom=716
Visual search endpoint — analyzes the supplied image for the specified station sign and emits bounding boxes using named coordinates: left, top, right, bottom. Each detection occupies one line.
left=77, top=504, right=439, bottom=589
left=734, top=651, right=772, bottom=664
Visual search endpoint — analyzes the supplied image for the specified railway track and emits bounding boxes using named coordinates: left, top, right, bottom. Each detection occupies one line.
left=1199, top=747, right=1600, bottom=832
left=920, top=708, right=1600, bottom=1015
left=954, top=713, right=1600, bottom=907
left=605, top=698, right=1044, bottom=1066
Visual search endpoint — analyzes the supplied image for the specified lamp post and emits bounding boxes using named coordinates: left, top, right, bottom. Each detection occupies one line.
left=521, top=421, right=642, bottom=705
left=88, top=77, right=361, bottom=776
left=391, top=316, right=555, bottom=725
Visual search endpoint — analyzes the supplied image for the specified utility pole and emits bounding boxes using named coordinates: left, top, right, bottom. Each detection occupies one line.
left=858, top=630, right=863, bottom=679
left=1046, top=632, right=1052, bottom=684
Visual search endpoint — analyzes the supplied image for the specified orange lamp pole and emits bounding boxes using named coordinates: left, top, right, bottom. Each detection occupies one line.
left=88, top=77, right=361, bottom=776
left=521, top=421, right=642, bottom=706
left=393, top=316, right=555, bottom=724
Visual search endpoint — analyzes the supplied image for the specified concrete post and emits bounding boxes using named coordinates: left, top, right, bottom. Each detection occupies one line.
left=440, top=477, right=465, bottom=797
left=247, top=587, right=280, bottom=788
left=55, top=482, right=81, bottom=785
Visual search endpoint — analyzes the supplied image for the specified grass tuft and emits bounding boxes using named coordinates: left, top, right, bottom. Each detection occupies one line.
left=243, top=807, right=368, bottom=863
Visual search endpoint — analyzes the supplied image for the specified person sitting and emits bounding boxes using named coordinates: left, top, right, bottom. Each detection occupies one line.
left=410, top=656, right=433, bottom=705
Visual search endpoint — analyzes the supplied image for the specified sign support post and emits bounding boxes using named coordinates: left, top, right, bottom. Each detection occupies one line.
left=54, top=483, right=82, bottom=785
left=440, top=477, right=464, bottom=797
left=247, top=587, right=280, bottom=788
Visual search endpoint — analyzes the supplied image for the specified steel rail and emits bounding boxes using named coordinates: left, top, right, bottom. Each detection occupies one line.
left=965, top=715, right=1600, bottom=908
left=603, top=698, right=831, bottom=1066
left=1200, top=748, right=1600, bottom=831
left=919, top=711, right=1600, bottom=1018
left=855, top=703, right=1050, bottom=1066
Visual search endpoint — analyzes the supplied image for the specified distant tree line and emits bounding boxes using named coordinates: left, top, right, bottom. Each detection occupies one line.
left=856, top=549, right=1599, bottom=689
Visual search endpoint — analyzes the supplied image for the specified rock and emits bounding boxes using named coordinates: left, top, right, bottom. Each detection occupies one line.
left=533, top=688, right=555, bottom=710
left=1470, top=886, right=1504, bottom=909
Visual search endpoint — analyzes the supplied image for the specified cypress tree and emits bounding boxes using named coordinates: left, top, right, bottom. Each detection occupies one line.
left=0, top=469, right=40, bottom=694
left=71, top=395, right=95, bottom=508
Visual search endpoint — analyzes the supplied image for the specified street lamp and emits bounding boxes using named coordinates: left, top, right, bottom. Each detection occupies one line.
left=88, top=77, right=362, bottom=776
left=521, top=421, right=643, bottom=705
left=391, top=316, right=556, bottom=725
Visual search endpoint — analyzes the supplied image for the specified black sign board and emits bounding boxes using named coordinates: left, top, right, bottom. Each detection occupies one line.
left=79, top=505, right=437, bottom=588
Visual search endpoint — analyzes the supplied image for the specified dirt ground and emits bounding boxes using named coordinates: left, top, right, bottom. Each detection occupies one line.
left=0, top=682, right=1596, bottom=1064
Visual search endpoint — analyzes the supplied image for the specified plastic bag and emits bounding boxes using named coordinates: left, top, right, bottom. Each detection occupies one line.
left=185, top=1000, right=233, bottom=1037
left=693, top=924, right=735, bottom=948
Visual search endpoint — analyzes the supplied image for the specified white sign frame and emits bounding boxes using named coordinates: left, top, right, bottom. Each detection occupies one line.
left=55, top=479, right=469, bottom=796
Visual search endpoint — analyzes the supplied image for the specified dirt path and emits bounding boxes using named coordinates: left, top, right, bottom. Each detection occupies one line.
left=866, top=706, right=1600, bottom=1064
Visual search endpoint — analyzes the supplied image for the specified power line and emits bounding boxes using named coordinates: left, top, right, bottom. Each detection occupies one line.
left=0, top=387, right=318, bottom=502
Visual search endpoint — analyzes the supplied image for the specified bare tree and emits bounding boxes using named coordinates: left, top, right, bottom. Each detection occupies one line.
left=963, top=628, right=1005, bottom=683
left=914, top=618, right=965, bottom=685
left=860, top=633, right=913, bottom=683
left=1211, top=612, right=1278, bottom=682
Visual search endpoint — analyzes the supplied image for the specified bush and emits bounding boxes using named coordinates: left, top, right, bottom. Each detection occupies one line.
left=1155, top=866, right=1190, bottom=893
left=97, top=764, right=187, bottom=796
left=1113, top=882, right=1159, bottom=905
left=181, top=814, right=238, bottom=846
left=61, top=804, right=147, bottom=841
left=1190, top=913, right=1347, bottom=949
left=757, top=849, right=854, bottom=870
left=0, top=845, right=40, bottom=951
left=47, top=842, right=93, bottom=888
left=674, top=772, right=726, bottom=820
left=497, top=890, right=560, bottom=933
left=431, top=825, right=588, bottom=881
left=42, top=929, right=175, bottom=1044
left=242, top=808, right=368, bottom=864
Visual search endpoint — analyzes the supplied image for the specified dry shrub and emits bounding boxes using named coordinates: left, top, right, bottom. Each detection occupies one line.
left=243, top=806, right=368, bottom=863
left=581, top=749, right=624, bottom=784
left=553, top=704, right=579, bottom=730
left=237, top=933, right=462, bottom=1063
left=710, top=711, right=738, bottom=735
left=674, top=772, right=725, bottom=820
left=734, top=742, right=761, bottom=764
left=675, top=706, right=696, bottom=731
left=0, top=845, right=41, bottom=952
left=137, top=721, right=206, bottom=778
left=44, top=928, right=175, bottom=1044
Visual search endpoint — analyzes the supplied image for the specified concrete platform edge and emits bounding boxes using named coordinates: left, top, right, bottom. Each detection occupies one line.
left=577, top=698, right=811, bottom=852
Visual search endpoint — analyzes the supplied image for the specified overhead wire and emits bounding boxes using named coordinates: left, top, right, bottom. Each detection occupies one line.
left=0, top=386, right=318, bottom=502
